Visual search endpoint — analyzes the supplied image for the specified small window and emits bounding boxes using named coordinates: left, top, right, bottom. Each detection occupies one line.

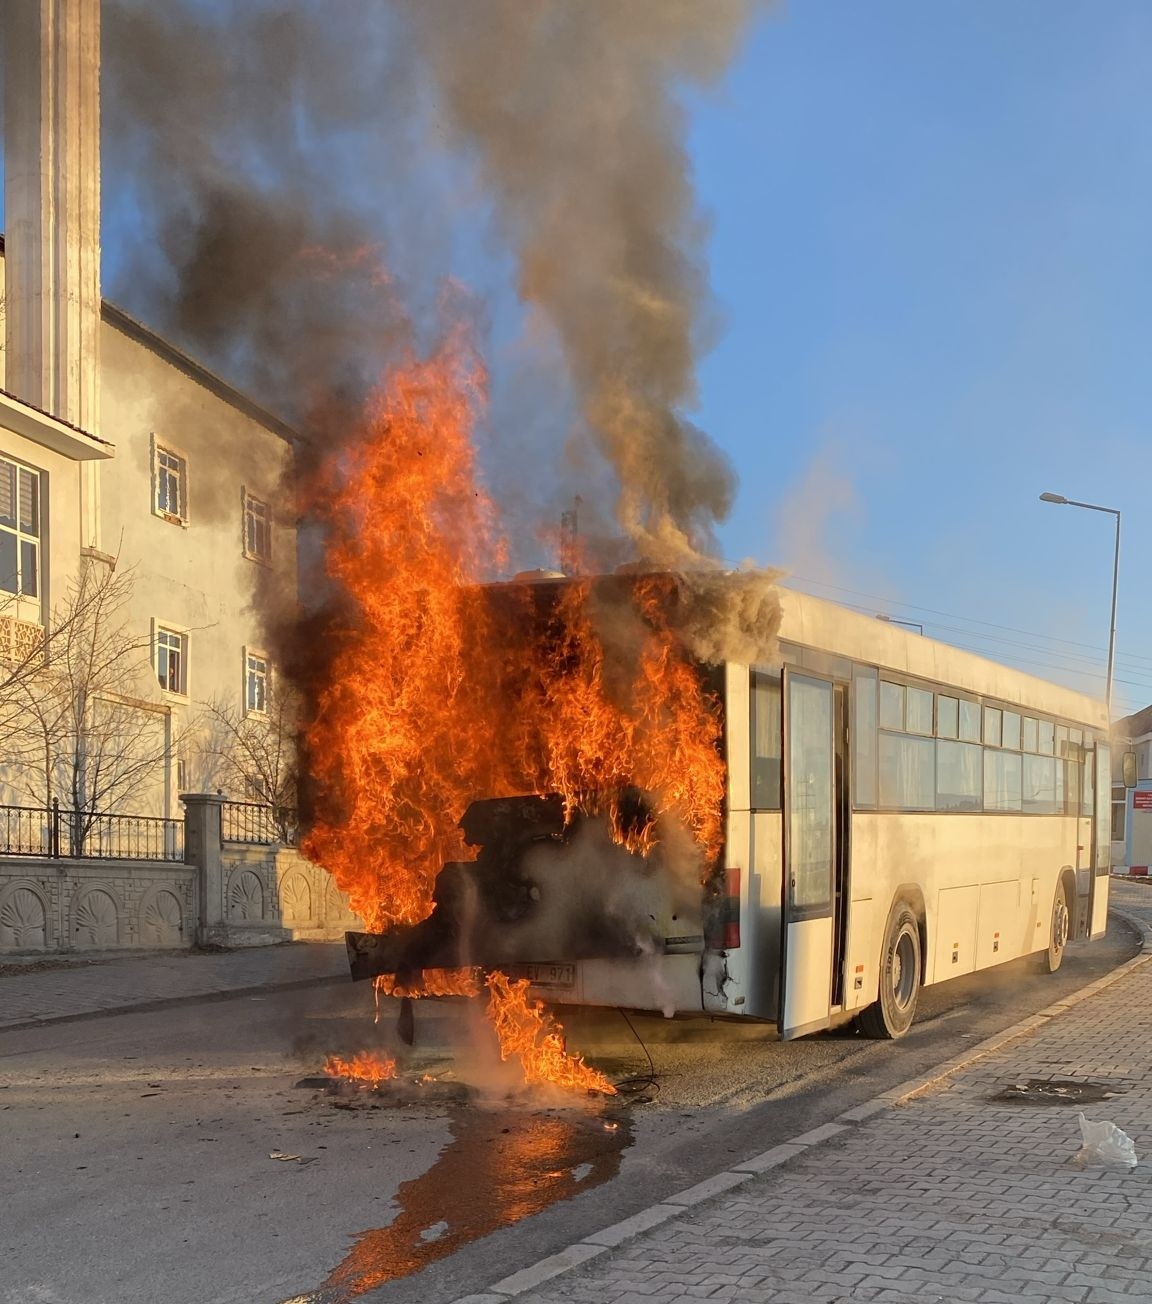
left=1022, top=716, right=1039, bottom=753
left=1038, top=720, right=1055, bottom=756
left=853, top=667, right=879, bottom=808
left=983, top=706, right=1002, bottom=748
left=177, top=758, right=189, bottom=791
left=1068, top=727, right=1083, bottom=752
left=246, top=652, right=269, bottom=716
left=1112, top=786, right=1128, bottom=842
left=984, top=750, right=1022, bottom=812
left=1002, top=711, right=1021, bottom=751
left=156, top=627, right=187, bottom=694
left=243, top=492, right=271, bottom=563
left=1082, top=747, right=1096, bottom=818
left=154, top=445, right=187, bottom=521
left=879, top=733, right=935, bottom=809
left=907, top=687, right=934, bottom=736
left=0, top=455, right=43, bottom=600
left=937, top=695, right=959, bottom=740
left=937, top=740, right=983, bottom=811
left=880, top=681, right=905, bottom=731
left=1055, top=724, right=1069, bottom=757
left=959, top=700, right=982, bottom=743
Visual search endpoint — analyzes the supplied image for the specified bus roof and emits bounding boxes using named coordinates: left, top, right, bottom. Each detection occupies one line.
left=778, top=586, right=1108, bottom=731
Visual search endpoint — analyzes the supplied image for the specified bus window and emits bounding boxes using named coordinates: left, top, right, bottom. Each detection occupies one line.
left=983, top=706, right=1002, bottom=748
left=907, top=687, right=933, bottom=736
left=1082, top=746, right=1095, bottom=817
left=959, top=700, right=981, bottom=743
left=1055, top=724, right=1069, bottom=756
left=853, top=666, right=878, bottom=808
left=1039, top=720, right=1055, bottom=755
left=879, top=733, right=935, bottom=809
left=1002, top=711, right=1021, bottom=751
left=880, top=681, right=905, bottom=731
left=1023, top=717, right=1039, bottom=752
left=1023, top=755, right=1059, bottom=813
left=985, top=751, right=1022, bottom=811
left=937, top=695, right=959, bottom=739
left=937, top=740, right=982, bottom=810
left=750, top=673, right=782, bottom=811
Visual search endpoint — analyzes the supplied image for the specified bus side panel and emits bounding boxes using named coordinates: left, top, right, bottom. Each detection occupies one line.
left=861, top=813, right=1077, bottom=987
left=845, top=814, right=881, bottom=1011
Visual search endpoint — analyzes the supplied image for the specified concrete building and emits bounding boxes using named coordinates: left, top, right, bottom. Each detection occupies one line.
left=1112, top=704, right=1152, bottom=876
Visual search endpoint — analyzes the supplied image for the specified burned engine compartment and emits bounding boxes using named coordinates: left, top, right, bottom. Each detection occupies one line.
left=346, top=791, right=711, bottom=984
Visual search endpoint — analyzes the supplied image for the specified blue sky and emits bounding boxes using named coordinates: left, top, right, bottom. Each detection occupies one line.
left=688, top=0, right=1151, bottom=714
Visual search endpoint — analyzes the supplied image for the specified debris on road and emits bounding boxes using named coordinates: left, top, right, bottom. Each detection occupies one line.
left=1074, top=1113, right=1138, bottom=1168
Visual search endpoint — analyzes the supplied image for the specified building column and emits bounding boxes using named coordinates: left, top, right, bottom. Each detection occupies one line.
left=4, top=0, right=103, bottom=549
left=181, top=793, right=226, bottom=943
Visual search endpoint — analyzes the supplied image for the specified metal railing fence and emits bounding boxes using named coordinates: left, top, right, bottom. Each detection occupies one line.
left=0, top=799, right=184, bottom=862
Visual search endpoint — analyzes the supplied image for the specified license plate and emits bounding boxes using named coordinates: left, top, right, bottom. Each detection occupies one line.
left=509, top=963, right=576, bottom=990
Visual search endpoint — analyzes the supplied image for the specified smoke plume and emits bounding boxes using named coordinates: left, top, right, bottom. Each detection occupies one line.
left=103, top=0, right=767, bottom=565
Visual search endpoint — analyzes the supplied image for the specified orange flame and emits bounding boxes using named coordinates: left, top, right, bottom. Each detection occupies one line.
left=374, top=968, right=483, bottom=999
left=485, top=972, right=616, bottom=1095
left=324, top=1051, right=398, bottom=1087
left=302, top=339, right=724, bottom=932
left=301, top=334, right=723, bottom=1093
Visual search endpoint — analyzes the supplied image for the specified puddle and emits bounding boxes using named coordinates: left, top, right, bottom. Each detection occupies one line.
left=990, top=1078, right=1124, bottom=1106
left=283, top=1101, right=632, bottom=1303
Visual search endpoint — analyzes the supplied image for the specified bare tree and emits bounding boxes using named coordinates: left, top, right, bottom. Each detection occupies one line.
left=197, top=681, right=300, bottom=843
left=3, top=556, right=189, bottom=853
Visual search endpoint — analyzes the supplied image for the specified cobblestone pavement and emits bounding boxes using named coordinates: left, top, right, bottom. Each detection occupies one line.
left=0, top=941, right=346, bottom=1029
left=495, top=883, right=1152, bottom=1304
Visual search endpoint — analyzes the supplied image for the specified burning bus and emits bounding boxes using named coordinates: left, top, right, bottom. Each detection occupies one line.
left=337, top=570, right=1111, bottom=1041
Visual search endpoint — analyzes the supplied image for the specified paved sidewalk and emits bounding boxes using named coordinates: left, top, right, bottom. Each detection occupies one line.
left=473, top=882, right=1152, bottom=1304
left=0, top=941, right=347, bottom=1030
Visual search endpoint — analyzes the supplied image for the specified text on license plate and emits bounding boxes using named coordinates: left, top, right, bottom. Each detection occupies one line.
left=510, top=963, right=576, bottom=990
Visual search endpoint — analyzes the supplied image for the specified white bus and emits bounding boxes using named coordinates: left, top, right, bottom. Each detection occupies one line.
left=510, top=586, right=1112, bottom=1039
left=350, top=581, right=1112, bottom=1041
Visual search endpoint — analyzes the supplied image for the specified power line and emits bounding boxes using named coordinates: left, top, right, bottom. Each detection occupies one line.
left=789, top=575, right=1152, bottom=670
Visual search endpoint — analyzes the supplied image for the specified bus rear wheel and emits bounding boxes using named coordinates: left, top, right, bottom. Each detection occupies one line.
left=1041, top=881, right=1071, bottom=974
left=858, top=903, right=921, bottom=1039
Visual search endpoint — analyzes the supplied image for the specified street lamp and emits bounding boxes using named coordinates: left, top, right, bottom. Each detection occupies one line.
left=1039, top=493, right=1122, bottom=721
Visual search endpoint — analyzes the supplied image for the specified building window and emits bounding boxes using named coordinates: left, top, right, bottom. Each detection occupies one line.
left=153, top=445, right=187, bottom=521
left=1112, top=786, right=1127, bottom=842
left=243, top=492, right=271, bottom=563
left=246, top=652, right=269, bottom=715
left=156, top=627, right=187, bottom=694
left=0, top=455, right=42, bottom=600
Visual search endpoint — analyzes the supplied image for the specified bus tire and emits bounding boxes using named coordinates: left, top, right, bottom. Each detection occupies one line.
left=858, top=903, right=921, bottom=1039
left=1041, top=880, right=1071, bottom=974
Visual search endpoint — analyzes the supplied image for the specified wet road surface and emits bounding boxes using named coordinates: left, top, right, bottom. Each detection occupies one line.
left=0, top=916, right=1137, bottom=1304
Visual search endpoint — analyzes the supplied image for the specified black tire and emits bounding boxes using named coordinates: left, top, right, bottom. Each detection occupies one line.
left=858, top=902, right=922, bottom=1039
left=1040, top=880, right=1071, bottom=974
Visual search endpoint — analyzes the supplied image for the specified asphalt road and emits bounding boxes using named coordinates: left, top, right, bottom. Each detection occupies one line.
left=0, top=915, right=1137, bottom=1304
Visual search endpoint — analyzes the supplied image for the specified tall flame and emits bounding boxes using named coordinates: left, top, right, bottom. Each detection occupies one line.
left=302, top=334, right=725, bottom=1092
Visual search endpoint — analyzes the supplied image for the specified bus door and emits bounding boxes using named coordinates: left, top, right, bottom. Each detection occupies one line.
left=780, top=671, right=850, bottom=1039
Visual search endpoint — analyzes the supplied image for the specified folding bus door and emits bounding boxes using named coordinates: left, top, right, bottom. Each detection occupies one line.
left=779, top=671, right=845, bottom=1039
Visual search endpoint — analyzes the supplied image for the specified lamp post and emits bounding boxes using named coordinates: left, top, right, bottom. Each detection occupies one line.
left=1040, top=493, right=1121, bottom=721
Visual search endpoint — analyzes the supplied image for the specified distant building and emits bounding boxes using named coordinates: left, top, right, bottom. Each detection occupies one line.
left=1111, top=705, right=1152, bottom=875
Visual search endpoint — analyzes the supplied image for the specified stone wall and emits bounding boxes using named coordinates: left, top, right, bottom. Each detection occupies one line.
left=0, top=857, right=196, bottom=952
left=0, top=795, right=361, bottom=955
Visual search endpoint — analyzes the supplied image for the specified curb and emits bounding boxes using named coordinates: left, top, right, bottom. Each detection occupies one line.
left=451, top=905, right=1152, bottom=1304
left=0, top=972, right=348, bottom=1034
